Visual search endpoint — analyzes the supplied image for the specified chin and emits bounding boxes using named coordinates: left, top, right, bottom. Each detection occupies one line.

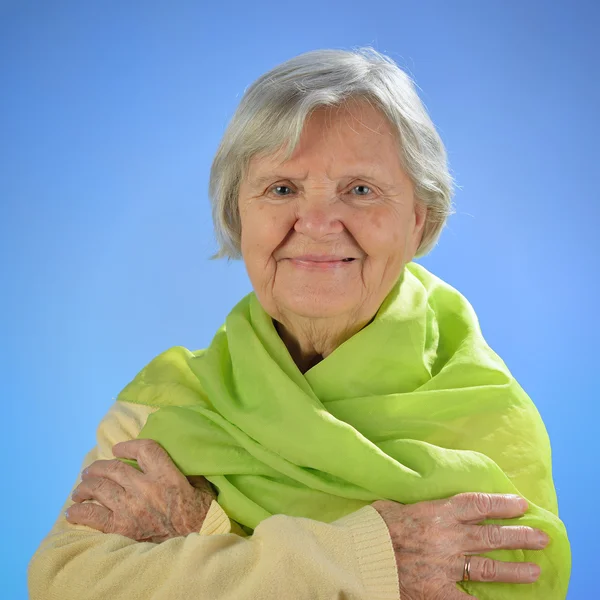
left=278, top=291, right=358, bottom=319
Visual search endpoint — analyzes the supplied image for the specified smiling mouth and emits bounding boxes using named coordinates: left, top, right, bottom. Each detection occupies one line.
left=289, top=258, right=356, bottom=263
left=286, top=257, right=358, bottom=270
left=287, top=256, right=357, bottom=262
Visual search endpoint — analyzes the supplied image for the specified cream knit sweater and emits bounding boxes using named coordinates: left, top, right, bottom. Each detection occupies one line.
left=28, top=400, right=399, bottom=600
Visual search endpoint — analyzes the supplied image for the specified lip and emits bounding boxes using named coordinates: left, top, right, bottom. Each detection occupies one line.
left=291, top=255, right=355, bottom=262
left=286, top=256, right=357, bottom=270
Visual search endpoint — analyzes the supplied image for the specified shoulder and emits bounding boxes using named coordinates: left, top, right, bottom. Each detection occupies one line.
left=94, top=401, right=160, bottom=458
left=117, top=346, right=210, bottom=408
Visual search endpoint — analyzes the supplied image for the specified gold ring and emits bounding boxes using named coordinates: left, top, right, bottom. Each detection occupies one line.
left=462, top=555, right=472, bottom=582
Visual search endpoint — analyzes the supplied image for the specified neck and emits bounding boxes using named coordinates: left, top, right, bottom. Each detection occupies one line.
left=274, top=312, right=375, bottom=374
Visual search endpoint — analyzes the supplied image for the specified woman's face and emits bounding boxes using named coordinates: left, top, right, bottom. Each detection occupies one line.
left=238, top=100, right=427, bottom=324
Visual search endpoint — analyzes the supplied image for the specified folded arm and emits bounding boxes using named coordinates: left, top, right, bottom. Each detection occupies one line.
left=28, top=401, right=399, bottom=600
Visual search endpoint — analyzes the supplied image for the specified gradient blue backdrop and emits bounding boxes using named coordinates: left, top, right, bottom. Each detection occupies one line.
left=2, top=1, right=597, bottom=598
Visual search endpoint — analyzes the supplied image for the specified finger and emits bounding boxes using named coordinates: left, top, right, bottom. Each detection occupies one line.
left=451, top=492, right=529, bottom=523
left=454, top=555, right=541, bottom=584
left=72, top=476, right=126, bottom=510
left=112, top=439, right=181, bottom=478
left=463, top=524, right=549, bottom=553
left=83, top=458, right=145, bottom=489
left=188, top=475, right=217, bottom=494
left=65, top=501, right=115, bottom=534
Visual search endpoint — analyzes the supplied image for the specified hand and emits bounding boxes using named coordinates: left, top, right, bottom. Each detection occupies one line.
left=372, top=492, right=549, bottom=599
left=65, top=439, right=217, bottom=543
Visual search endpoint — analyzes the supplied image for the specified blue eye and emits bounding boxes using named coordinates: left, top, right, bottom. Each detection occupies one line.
left=271, top=185, right=292, bottom=196
left=269, top=184, right=372, bottom=197
left=353, top=185, right=371, bottom=196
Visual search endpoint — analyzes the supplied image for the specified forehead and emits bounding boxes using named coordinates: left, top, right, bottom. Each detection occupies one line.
left=247, top=102, right=401, bottom=182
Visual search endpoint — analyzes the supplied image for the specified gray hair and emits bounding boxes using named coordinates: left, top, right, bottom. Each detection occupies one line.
left=208, top=47, right=456, bottom=259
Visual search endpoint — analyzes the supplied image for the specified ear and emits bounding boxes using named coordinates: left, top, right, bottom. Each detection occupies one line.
left=410, top=201, right=428, bottom=256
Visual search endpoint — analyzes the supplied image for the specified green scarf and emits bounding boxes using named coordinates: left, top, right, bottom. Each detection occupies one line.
left=117, top=261, right=570, bottom=598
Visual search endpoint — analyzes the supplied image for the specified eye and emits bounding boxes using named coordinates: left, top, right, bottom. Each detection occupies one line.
left=351, top=184, right=372, bottom=196
left=267, top=183, right=374, bottom=198
left=269, top=185, right=294, bottom=196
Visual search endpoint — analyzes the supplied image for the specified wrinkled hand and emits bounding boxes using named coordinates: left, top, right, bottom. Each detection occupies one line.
left=65, top=439, right=217, bottom=543
left=372, top=493, right=549, bottom=599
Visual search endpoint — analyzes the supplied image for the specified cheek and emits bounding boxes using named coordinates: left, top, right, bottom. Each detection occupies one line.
left=241, top=206, right=293, bottom=259
left=355, top=209, right=405, bottom=256
left=368, top=210, right=383, bottom=230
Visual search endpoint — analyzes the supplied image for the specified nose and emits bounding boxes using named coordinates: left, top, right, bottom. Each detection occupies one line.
left=293, top=196, right=344, bottom=240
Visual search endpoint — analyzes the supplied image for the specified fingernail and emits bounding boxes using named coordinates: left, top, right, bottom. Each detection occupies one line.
left=515, top=497, right=528, bottom=511
left=537, top=533, right=549, bottom=548
left=528, top=564, right=541, bottom=580
left=64, top=510, right=69, bottom=519
left=82, top=468, right=89, bottom=476
left=507, top=494, right=528, bottom=511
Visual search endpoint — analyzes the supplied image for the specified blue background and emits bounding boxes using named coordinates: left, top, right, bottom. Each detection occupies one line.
left=2, top=1, right=597, bottom=598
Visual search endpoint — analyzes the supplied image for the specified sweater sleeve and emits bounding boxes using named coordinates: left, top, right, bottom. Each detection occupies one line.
left=28, top=401, right=399, bottom=600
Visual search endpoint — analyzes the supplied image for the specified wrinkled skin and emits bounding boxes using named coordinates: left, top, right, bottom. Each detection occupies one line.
left=237, top=99, right=428, bottom=372
left=65, top=440, right=551, bottom=598
left=66, top=439, right=217, bottom=543
left=372, top=492, right=549, bottom=599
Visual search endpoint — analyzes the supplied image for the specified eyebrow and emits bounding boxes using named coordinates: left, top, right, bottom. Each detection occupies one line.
left=248, top=171, right=394, bottom=191
left=248, top=174, right=304, bottom=190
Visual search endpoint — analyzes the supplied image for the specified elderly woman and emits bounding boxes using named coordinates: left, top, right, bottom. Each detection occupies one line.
left=28, top=48, right=570, bottom=599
